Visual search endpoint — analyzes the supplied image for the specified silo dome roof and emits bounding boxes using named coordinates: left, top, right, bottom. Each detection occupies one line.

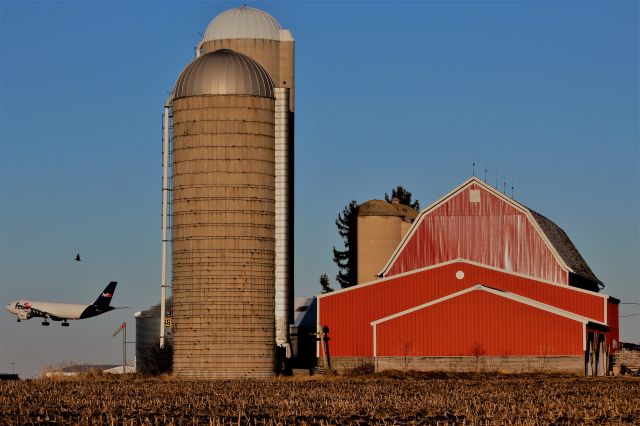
left=358, top=199, right=419, bottom=221
left=203, top=6, right=282, bottom=42
left=174, top=49, right=274, bottom=99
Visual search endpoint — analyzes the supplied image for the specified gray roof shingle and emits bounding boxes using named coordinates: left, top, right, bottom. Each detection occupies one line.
left=527, top=209, right=601, bottom=285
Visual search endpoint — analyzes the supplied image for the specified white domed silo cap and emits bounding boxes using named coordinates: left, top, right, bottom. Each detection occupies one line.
left=203, top=5, right=282, bottom=42
left=174, top=49, right=275, bottom=99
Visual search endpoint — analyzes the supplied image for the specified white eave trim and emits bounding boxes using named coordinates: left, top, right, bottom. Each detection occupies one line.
left=369, top=284, right=606, bottom=328
left=316, top=296, right=321, bottom=358
left=378, top=177, right=574, bottom=278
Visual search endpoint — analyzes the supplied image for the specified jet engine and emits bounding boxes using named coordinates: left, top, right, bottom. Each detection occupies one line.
left=17, top=310, right=32, bottom=320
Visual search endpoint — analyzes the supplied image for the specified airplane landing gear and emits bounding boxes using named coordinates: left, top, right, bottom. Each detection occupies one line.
left=41, top=321, right=50, bottom=326
left=62, top=321, right=69, bottom=327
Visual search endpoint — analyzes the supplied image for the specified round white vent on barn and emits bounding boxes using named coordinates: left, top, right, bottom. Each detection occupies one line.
left=456, top=271, right=465, bottom=280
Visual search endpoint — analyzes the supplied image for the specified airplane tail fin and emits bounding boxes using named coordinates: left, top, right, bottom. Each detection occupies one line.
left=93, top=281, right=117, bottom=307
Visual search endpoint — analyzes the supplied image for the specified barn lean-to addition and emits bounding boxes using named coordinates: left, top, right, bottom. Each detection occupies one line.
left=318, top=177, right=619, bottom=375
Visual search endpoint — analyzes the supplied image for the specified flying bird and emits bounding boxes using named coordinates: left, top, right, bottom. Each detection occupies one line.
left=75, top=253, right=81, bottom=262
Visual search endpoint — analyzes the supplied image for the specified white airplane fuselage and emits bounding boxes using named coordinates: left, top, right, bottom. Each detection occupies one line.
left=6, top=300, right=89, bottom=320
left=5, top=281, right=118, bottom=325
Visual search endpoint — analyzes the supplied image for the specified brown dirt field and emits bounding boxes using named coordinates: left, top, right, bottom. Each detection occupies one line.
left=1, top=373, right=638, bottom=425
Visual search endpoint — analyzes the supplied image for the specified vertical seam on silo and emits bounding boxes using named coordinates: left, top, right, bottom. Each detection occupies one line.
left=248, top=56, right=258, bottom=97
left=208, top=54, right=216, bottom=95
left=188, top=56, right=203, bottom=97
left=257, top=62, right=268, bottom=98
left=226, top=53, right=238, bottom=95
left=182, top=65, right=191, bottom=97
left=235, top=54, right=245, bottom=95
left=221, top=51, right=228, bottom=95
left=259, top=60, right=272, bottom=98
left=245, top=54, right=257, bottom=97
left=240, top=8, right=247, bottom=39
left=177, top=61, right=194, bottom=98
left=237, top=52, right=245, bottom=96
left=259, top=12, right=267, bottom=39
left=195, top=55, right=208, bottom=96
left=258, top=59, right=268, bottom=98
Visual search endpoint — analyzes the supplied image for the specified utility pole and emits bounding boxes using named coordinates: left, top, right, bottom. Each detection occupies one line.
left=10, top=362, right=15, bottom=375
left=113, top=322, right=127, bottom=373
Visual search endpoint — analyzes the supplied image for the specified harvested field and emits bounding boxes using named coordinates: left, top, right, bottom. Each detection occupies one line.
left=1, top=373, right=639, bottom=425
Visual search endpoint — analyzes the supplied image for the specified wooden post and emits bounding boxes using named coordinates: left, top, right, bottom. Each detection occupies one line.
left=318, top=330, right=326, bottom=369
left=322, top=326, right=331, bottom=369
left=123, top=322, right=127, bottom=373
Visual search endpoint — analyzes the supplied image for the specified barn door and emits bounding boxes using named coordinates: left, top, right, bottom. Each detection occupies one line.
left=595, top=334, right=606, bottom=376
left=585, top=332, right=595, bottom=376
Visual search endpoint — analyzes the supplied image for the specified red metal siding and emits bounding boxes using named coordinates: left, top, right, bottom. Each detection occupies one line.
left=386, top=183, right=569, bottom=284
left=319, top=261, right=605, bottom=357
left=375, top=290, right=584, bottom=356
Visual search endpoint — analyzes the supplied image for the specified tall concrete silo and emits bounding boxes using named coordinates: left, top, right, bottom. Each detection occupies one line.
left=159, top=5, right=294, bottom=379
left=170, top=49, right=277, bottom=378
left=196, top=6, right=295, bottom=349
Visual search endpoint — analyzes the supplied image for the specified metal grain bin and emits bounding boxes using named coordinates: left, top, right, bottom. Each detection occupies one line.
left=135, top=298, right=172, bottom=374
left=171, top=49, right=276, bottom=378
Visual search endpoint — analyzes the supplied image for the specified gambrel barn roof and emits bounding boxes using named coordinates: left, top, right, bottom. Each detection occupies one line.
left=528, top=209, right=601, bottom=285
left=380, top=177, right=602, bottom=291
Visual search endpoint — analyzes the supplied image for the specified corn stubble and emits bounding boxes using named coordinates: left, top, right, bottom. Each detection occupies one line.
left=1, top=374, right=638, bottom=425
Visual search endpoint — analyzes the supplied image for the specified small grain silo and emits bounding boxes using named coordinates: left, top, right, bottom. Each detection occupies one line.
left=170, top=49, right=277, bottom=378
left=357, top=199, right=418, bottom=284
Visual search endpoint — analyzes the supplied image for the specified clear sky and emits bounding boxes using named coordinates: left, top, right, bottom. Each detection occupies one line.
left=1, top=1, right=638, bottom=378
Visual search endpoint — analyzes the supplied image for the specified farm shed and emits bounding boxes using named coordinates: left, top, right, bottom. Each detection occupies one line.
left=318, top=178, right=619, bottom=375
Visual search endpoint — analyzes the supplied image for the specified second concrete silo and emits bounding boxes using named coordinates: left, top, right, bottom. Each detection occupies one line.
left=357, top=199, right=418, bottom=284
left=171, top=49, right=276, bottom=378
left=196, top=6, right=295, bottom=352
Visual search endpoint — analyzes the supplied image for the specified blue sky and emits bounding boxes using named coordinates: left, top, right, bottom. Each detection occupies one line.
left=0, top=1, right=638, bottom=377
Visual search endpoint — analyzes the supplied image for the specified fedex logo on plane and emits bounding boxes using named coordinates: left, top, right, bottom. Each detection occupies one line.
left=16, top=302, right=31, bottom=310
left=102, top=292, right=112, bottom=298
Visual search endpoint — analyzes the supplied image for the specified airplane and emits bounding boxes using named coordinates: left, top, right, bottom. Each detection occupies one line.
left=5, top=281, right=122, bottom=327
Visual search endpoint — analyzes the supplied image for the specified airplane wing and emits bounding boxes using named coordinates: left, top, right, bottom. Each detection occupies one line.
left=23, top=306, right=48, bottom=319
left=29, top=307, right=67, bottom=321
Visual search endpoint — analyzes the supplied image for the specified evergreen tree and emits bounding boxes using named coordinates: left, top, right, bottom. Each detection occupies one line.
left=384, top=185, right=420, bottom=210
left=332, top=200, right=358, bottom=288
left=327, top=187, right=418, bottom=293
left=319, top=274, right=334, bottom=294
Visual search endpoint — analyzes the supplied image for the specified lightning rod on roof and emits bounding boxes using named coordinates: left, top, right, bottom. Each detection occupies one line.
left=484, top=163, right=488, bottom=183
left=472, top=161, right=476, bottom=177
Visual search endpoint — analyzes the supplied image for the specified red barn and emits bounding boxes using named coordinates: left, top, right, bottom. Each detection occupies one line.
left=318, top=177, right=619, bottom=375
